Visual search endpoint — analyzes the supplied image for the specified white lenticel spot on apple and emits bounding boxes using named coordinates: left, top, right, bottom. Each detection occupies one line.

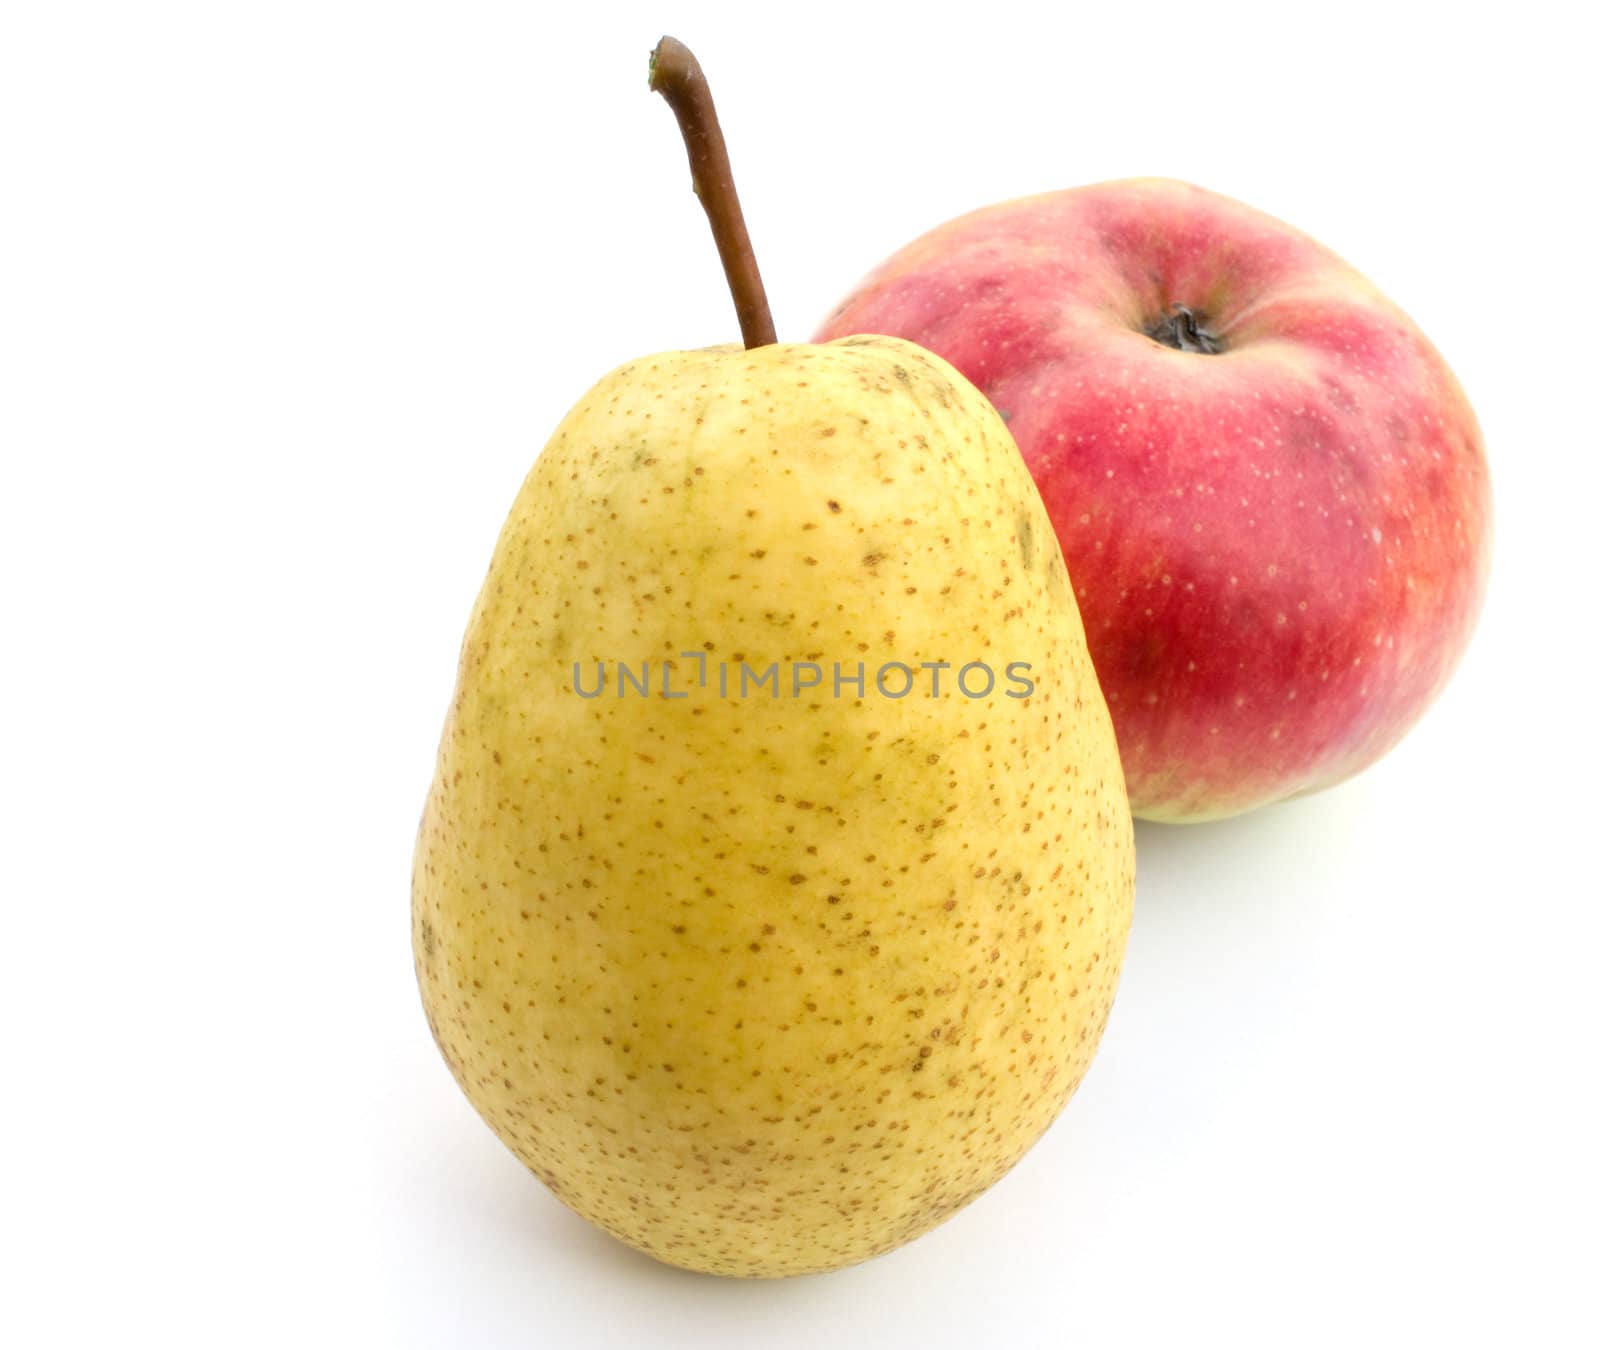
left=1371, top=526, right=1383, bottom=544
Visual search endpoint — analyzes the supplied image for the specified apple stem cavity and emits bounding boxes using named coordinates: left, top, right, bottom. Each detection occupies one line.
left=649, top=36, right=777, bottom=350
left=1147, top=304, right=1224, bottom=355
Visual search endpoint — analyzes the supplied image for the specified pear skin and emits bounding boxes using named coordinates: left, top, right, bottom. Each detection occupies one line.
left=413, top=335, right=1134, bottom=1276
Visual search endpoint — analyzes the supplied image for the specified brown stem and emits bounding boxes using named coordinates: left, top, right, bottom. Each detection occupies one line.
left=649, top=36, right=777, bottom=349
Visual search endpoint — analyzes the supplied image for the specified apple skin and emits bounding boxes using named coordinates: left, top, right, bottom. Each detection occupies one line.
left=816, top=178, right=1491, bottom=821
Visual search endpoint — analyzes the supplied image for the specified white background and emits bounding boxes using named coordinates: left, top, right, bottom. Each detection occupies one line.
left=3, top=2, right=1596, bottom=1346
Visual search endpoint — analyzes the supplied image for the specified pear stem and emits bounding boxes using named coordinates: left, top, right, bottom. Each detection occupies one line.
left=649, top=37, right=777, bottom=349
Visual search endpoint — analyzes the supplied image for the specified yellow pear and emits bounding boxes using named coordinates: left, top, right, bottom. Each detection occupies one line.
left=412, top=37, right=1134, bottom=1278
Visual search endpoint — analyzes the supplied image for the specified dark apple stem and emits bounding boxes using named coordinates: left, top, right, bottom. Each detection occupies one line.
left=1148, top=303, right=1224, bottom=355
left=649, top=37, right=777, bottom=349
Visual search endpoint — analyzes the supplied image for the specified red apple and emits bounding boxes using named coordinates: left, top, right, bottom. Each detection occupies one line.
left=817, top=178, right=1491, bottom=821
